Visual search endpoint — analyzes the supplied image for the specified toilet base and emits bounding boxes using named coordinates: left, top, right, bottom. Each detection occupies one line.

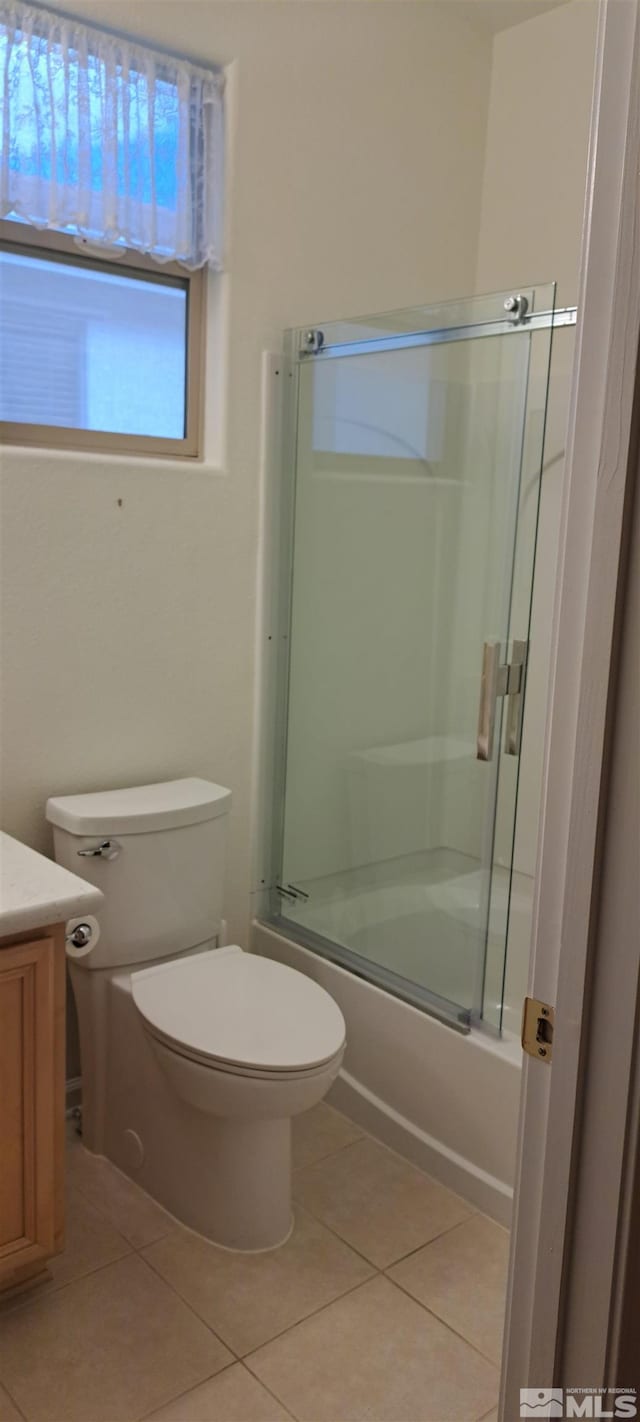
left=143, top=1111, right=294, bottom=1252
left=148, top=1036, right=296, bottom=1249
left=72, top=963, right=327, bottom=1251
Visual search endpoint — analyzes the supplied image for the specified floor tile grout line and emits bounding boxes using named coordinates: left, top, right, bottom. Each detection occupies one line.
left=240, top=1272, right=385, bottom=1365
left=1, top=1243, right=243, bottom=1385
left=238, top=1361, right=299, bottom=1422
left=8, top=1253, right=247, bottom=1422
left=141, top=1242, right=379, bottom=1365
left=292, top=1136, right=362, bottom=1172
left=307, top=1118, right=480, bottom=1218
left=66, top=1149, right=380, bottom=1353
left=241, top=1272, right=500, bottom=1422
left=64, top=1189, right=139, bottom=1256
left=44, top=1245, right=135, bottom=1295
left=132, top=1249, right=239, bottom=1361
left=293, top=1113, right=502, bottom=1274
left=135, top=1353, right=300, bottom=1422
left=0, top=1247, right=139, bottom=1322
left=291, top=1124, right=365, bottom=1173
left=384, top=1271, right=504, bottom=1371
left=67, top=1193, right=176, bottom=1252
left=0, top=1376, right=27, bottom=1422
left=66, top=1144, right=178, bottom=1244
left=239, top=1267, right=502, bottom=1379
left=135, top=1357, right=238, bottom=1421
left=241, top=1351, right=307, bottom=1422
left=290, top=1192, right=475, bottom=1273
left=291, top=1132, right=380, bottom=1183
left=288, top=1200, right=383, bottom=1271
left=382, top=1212, right=483, bottom=1268
left=63, top=1159, right=119, bottom=1223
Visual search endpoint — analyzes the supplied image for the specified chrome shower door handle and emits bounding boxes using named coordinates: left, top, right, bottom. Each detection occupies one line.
left=476, top=639, right=528, bottom=761
left=477, top=641, right=501, bottom=762
left=504, top=639, right=527, bottom=756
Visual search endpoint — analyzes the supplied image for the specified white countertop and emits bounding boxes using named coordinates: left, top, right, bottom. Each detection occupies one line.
left=0, top=831, right=104, bottom=940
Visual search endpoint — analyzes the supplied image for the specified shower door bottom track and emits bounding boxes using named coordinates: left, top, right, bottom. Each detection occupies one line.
left=264, top=913, right=471, bottom=1034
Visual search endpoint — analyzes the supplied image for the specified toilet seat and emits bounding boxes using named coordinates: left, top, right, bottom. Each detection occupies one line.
left=131, top=946, right=346, bottom=1077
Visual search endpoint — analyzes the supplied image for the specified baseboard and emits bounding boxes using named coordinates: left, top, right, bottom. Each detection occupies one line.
left=65, top=1076, right=82, bottom=1116
left=329, top=1068, right=513, bottom=1227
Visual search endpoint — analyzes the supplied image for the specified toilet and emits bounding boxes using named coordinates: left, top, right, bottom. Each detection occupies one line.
left=46, top=778, right=346, bottom=1251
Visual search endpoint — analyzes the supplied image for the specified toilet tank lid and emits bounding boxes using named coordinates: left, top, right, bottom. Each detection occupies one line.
left=46, top=778, right=232, bottom=836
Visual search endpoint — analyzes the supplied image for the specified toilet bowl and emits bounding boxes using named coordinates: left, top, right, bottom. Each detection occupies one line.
left=46, top=778, right=346, bottom=1250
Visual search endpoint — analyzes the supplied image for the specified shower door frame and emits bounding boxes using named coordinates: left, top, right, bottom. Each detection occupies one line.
left=265, top=292, right=572, bottom=1035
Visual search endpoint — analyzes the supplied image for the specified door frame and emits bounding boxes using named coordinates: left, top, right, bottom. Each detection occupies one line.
left=501, top=0, right=640, bottom=1411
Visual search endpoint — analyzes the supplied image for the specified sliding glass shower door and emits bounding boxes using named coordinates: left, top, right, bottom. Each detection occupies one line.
left=272, top=288, right=556, bottom=1031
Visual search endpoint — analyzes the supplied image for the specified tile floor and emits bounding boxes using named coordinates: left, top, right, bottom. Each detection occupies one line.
left=0, top=1106, right=507, bottom=1422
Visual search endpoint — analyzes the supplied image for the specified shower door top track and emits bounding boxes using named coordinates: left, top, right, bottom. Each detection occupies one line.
left=298, top=306, right=576, bottom=359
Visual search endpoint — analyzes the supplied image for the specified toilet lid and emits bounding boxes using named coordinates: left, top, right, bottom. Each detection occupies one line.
left=131, top=947, right=346, bottom=1074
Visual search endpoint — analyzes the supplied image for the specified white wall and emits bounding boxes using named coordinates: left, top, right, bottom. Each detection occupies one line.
left=0, top=1, right=493, bottom=962
left=476, top=0, right=598, bottom=306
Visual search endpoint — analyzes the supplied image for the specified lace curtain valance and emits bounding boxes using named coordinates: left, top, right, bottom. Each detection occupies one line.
left=0, top=3, right=224, bottom=269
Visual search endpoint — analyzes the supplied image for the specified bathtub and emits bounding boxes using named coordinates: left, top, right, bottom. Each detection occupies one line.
left=252, top=917, right=522, bottom=1226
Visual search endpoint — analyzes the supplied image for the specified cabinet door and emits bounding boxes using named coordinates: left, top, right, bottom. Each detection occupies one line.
left=0, top=937, right=62, bottom=1282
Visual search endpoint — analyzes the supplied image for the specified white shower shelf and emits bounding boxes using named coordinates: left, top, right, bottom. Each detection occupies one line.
left=351, top=735, right=473, bottom=768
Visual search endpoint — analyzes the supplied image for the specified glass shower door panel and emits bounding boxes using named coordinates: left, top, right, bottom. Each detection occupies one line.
left=482, top=324, right=558, bottom=1031
left=278, top=294, right=551, bottom=1026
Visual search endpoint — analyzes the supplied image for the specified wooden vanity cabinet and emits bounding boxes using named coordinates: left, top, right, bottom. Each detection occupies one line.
left=0, top=924, right=65, bottom=1292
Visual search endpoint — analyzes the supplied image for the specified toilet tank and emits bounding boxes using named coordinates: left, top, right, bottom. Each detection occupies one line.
left=46, top=778, right=231, bottom=971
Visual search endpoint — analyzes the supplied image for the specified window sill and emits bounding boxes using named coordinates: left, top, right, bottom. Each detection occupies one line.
left=0, top=440, right=228, bottom=478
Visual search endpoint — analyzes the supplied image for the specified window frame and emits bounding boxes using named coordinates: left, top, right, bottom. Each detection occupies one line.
left=0, top=220, right=206, bottom=459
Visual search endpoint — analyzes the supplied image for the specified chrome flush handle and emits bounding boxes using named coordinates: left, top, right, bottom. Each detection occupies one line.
left=77, top=839, right=121, bottom=860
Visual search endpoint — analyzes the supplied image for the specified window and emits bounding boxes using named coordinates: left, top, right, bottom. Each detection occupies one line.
left=0, top=4, right=224, bottom=457
left=0, top=226, right=205, bottom=454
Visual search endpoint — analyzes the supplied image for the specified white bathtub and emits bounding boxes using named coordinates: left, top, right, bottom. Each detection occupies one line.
left=252, top=918, right=522, bottom=1226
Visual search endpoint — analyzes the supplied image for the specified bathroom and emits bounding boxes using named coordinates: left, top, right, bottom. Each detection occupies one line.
left=1, top=1, right=632, bottom=1419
